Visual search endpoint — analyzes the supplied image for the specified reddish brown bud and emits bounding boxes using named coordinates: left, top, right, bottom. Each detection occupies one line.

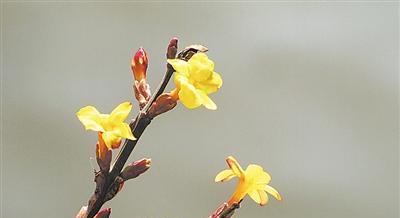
left=131, top=47, right=148, bottom=81
left=134, top=80, right=151, bottom=109
left=147, top=92, right=178, bottom=118
left=94, top=207, right=111, bottom=218
left=120, top=158, right=151, bottom=181
left=167, top=37, right=178, bottom=59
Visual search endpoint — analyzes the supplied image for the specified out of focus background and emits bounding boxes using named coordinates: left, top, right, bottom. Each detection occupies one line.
left=2, top=2, right=398, bottom=218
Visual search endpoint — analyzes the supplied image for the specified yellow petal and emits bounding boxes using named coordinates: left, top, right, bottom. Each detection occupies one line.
left=174, top=72, right=189, bottom=89
left=258, top=190, right=269, bottom=206
left=76, top=106, right=105, bottom=132
left=195, top=72, right=223, bottom=94
left=188, top=53, right=214, bottom=82
left=246, top=164, right=271, bottom=184
left=178, top=82, right=202, bottom=109
left=110, top=102, right=132, bottom=124
left=116, top=123, right=135, bottom=140
left=210, top=72, right=223, bottom=88
left=167, top=59, right=189, bottom=75
left=265, top=185, right=282, bottom=201
left=226, top=156, right=245, bottom=177
left=198, top=90, right=217, bottom=110
left=101, top=131, right=120, bottom=149
left=215, top=169, right=236, bottom=182
left=248, top=189, right=262, bottom=205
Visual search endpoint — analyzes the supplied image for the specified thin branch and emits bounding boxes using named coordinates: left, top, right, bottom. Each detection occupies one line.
left=86, top=65, right=175, bottom=218
left=219, top=202, right=240, bottom=218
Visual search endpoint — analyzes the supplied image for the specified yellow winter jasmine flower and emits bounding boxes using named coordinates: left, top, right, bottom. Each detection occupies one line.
left=215, top=156, right=282, bottom=206
left=167, top=53, right=222, bottom=110
left=76, top=102, right=135, bottom=149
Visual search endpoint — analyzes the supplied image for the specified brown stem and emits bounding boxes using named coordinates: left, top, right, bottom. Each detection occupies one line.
left=85, top=65, right=175, bottom=218
left=219, top=202, right=240, bottom=218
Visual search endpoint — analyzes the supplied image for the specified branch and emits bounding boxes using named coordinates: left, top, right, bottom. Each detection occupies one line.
left=209, top=201, right=242, bottom=218
left=219, top=203, right=240, bottom=218
left=85, top=39, right=177, bottom=218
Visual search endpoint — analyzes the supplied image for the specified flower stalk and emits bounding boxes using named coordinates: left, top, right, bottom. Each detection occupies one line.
left=85, top=37, right=180, bottom=218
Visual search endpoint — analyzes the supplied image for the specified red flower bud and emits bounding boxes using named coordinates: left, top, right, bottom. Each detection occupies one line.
left=147, top=92, right=178, bottom=118
left=120, top=158, right=151, bottom=181
left=131, top=47, right=148, bottom=81
left=167, top=37, right=178, bottom=59
left=134, top=79, right=151, bottom=109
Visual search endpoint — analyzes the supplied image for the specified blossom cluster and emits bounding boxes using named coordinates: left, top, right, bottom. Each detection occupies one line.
left=75, top=38, right=281, bottom=218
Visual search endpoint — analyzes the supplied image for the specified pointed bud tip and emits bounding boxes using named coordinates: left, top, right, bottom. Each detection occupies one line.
left=144, top=158, right=151, bottom=167
left=131, top=47, right=149, bottom=81
left=169, top=37, right=178, bottom=46
left=167, top=37, right=179, bottom=59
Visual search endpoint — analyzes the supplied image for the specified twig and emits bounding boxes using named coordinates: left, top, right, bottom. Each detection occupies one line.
left=219, top=202, right=240, bottom=218
left=84, top=38, right=213, bottom=218
left=85, top=62, right=175, bottom=218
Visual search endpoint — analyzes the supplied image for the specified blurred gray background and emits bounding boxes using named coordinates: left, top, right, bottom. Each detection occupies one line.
left=2, top=2, right=398, bottom=218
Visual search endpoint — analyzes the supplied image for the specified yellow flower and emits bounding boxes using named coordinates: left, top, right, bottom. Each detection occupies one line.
left=167, top=53, right=222, bottom=110
left=215, top=156, right=282, bottom=206
left=76, top=102, right=135, bottom=149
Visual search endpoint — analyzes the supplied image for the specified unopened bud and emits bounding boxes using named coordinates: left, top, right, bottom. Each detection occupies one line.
left=134, top=79, right=151, bottom=109
left=94, top=207, right=111, bottom=218
left=167, top=37, right=178, bottom=59
left=147, top=92, right=178, bottom=118
left=131, top=47, right=148, bottom=81
left=120, top=158, right=151, bottom=181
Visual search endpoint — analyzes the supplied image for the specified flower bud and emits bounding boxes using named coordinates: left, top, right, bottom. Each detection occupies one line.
left=120, top=158, right=151, bottom=181
left=147, top=92, right=178, bottom=118
left=94, top=207, right=111, bottom=218
left=167, top=37, right=178, bottom=59
left=134, top=79, right=151, bottom=109
left=131, top=47, right=148, bottom=81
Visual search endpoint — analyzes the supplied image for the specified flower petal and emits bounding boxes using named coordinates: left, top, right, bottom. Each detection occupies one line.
left=248, top=189, right=262, bottom=205
left=265, top=185, right=282, bottom=201
left=198, top=90, right=217, bottom=110
left=188, top=53, right=214, bottom=82
left=226, top=156, right=245, bottom=177
left=246, top=164, right=271, bottom=184
left=116, top=123, right=135, bottom=140
left=76, top=106, right=105, bottom=132
left=178, top=82, right=202, bottom=109
left=195, top=72, right=223, bottom=94
left=215, top=169, right=236, bottom=182
left=101, top=131, right=120, bottom=149
left=110, top=102, right=132, bottom=124
left=174, top=72, right=189, bottom=89
left=167, top=59, right=189, bottom=75
left=258, top=190, right=269, bottom=206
